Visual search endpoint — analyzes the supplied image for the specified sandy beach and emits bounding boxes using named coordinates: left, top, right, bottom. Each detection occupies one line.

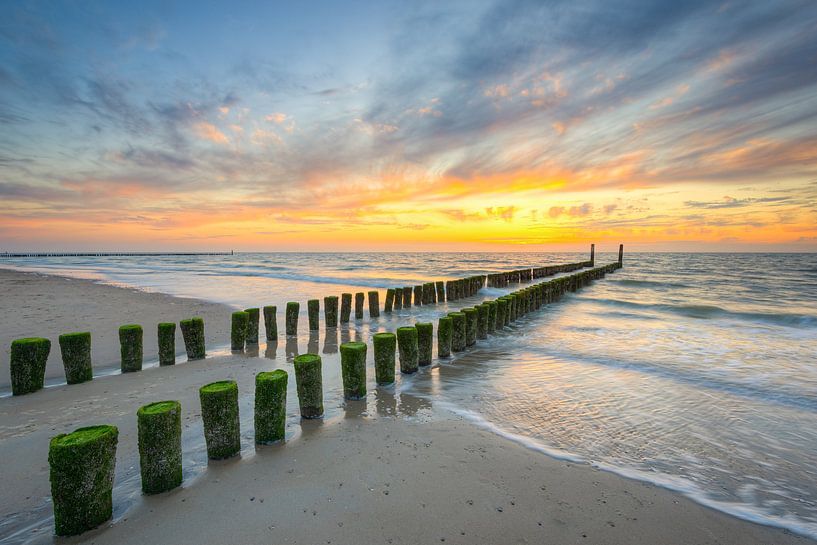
left=0, top=270, right=814, bottom=545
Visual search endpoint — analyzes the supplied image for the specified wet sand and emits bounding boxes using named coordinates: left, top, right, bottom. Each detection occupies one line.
left=0, top=268, right=234, bottom=388
left=0, top=271, right=813, bottom=545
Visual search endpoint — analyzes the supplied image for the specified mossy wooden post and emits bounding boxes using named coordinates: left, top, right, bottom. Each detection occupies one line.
left=49, top=425, right=118, bottom=536
left=10, top=337, right=50, bottom=395
left=255, top=369, right=288, bottom=444
left=476, top=304, right=489, bottom=340
left=244, top=308, right=260, bottom=345
left=437, top=316, right=452, bottom=358
left=308, top=299, right=320, bottom=331
left=354, top=292, right=365, bottom=319
left=396, top=326, right=419, bottom=374
left=340, top=293, right=352, bottom=323
left=368, top=291, right=380, bottom=318
left=137, top=400, right=182, bottom=494
left=590, top=243, right=595, bottom=266
left=416, top=322, right=433, bottom=366
left=385, top=288, right=395, bottom=313
left=199, top=380, right=240, bottom=459
left=286, top=302, right=299, bottom=336
left=294, top=353, right=323, bottom=418
left=158, top=323, right=175, bottom=366
left=180, top=317, right=205, bottom=360
left=449, top=312, right=466, bottom=352
left=263, top=306, right=278, bottom=341
left=231, top=311, right=249, bottom=351
left=394, top=288, right=403, bottom=310
left=422, top=283, right=433, bottom=305
left=619, top=243, right=624, bottom=266
left=372, top=332, right=396, bottom=384
left=486, top=301, right=498, bottom=334
left=324, top=296, right=339, bottom=328
left=403, top=286, right=413, bottom=307
left=59, top=332, right=93, bottom=384
left=119, top=324, right=143, bottom=373
left=413, top=285, right=423, bottom=306
left=340, top=341, right=367, bottom=400
left=463, top=308, right=477, bottom=346
left=436, top=281, right=445, bottom=303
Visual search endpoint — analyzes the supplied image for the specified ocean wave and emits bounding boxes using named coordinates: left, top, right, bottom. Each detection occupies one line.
left=613, top=278, right=691, bottom=289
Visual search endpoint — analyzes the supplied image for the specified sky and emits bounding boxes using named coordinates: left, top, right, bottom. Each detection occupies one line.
left=1, top=0, right=816, bottom=252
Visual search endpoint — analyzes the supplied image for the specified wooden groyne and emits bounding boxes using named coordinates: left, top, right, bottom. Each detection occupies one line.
left=1, top=251, right=233, bottom=257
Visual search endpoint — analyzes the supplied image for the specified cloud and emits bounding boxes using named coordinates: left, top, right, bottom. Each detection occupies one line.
left=193, top=122, right=229, bottom=144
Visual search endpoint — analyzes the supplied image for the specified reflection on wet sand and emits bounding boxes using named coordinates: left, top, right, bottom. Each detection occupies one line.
left=285, top=336, right=299, bottom=361
left=245, top=344, right=260, bottom=358
left=264, top=341, right=278, bottom=359
left=307, top=331, right=319, bottom=354
left=323, top=328, right=338, bottom=353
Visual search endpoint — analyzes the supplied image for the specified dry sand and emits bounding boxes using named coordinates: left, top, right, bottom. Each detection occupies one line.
left=0, top=271, right=813, bottom=545
left=0, top=268, right=234, bottom=388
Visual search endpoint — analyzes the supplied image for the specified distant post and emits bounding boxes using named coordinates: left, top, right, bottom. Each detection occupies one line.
left=618, top=244, right=624, bottom=266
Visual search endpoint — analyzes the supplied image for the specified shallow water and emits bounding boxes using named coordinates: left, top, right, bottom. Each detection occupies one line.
left=2, top=251, right=816, bottom=538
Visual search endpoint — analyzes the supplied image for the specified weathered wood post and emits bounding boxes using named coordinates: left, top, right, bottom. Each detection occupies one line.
left=59, top=332, right=93, bottom=384
left=385, top=288, right=395, bottom=313
left=119, top=324, right=143, bottom=373
left=294, top=353, right=323, bottom=418
left=308, top=299, right=320, bottom=331
left=137, top=400, right=182, bottom=494
left=590, top=243, right=595, bottom=266
left=416, top=322, right=433, bottom=366
left=618, top=243, right=624, bottom=266
left=200, top=380, right=240, bottom=459
left=340, top=293, right=352, bottom=323
left=437, top=316, right=452, bottom=358
left=340, top=342, right=367, bottom=400
left=354, top=292, right=365, bottom=319
left=180, top=317, right=205, bottom=360
left=10, top=337, right=50, bottom=395
left=397, top=326, right=419, bottom=374
left=368, top=290, right=380, bottom=318
left=394, top=288, right=403, bottom=310
left=403, top=286, right=413, bottom=307
left=463, top=308, right=477, bottom=346
left=486, top=301, right=497, bottom=334
left=231, top=311, right=249, bottom=351
left=414, top=285, right=423, bottom=306
left=245, top=308, right=260, bottom=345
left=263, top=306, right=278, bottom=341
left=255, top=370, right=287, bottom=444
left=324, top=296, right=339, bottom=328
left=496, top=299, right=508, bottom=328
left=158, top=323, right=175, bottom=365
left=49, top=424, right=118, bottom=536
left=373, top=332, right=396, bottom=384
left=436, top=281, right=445, bottom=303
left=449, top=312, right=466, bottom=352
left=476, top=304, right=488, bottom=340
left=286, top=302, right=300, bottom=336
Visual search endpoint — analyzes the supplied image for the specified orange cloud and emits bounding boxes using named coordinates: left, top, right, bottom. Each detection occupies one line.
left=193, top=122, right=229, bottom=144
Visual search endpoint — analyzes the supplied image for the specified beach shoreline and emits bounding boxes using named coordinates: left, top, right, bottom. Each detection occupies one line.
left=0, top=267, right=814, bottom=544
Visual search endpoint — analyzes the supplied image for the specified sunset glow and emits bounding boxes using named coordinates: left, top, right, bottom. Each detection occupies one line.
left=2, top=1, right=816, bottom=251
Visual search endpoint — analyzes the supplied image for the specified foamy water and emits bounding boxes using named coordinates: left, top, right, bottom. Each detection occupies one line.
left=3, top=251, right=816, bottom=538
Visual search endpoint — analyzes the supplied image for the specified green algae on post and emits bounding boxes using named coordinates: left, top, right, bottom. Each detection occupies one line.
left=436, top=281, right=445, bottom=303
left=199, top=380, right=240, bottom=459
left=476, top=304, right=489, bottom=340
left=231, top=311, right=249, bottom=351
left=462, top=308, right=477, bottom=346
left=119, top=324, right=142, bottom=373
left=340, top=293, right=352, bottom=323
left=486, top=301, right=498, bottom=334
left=286, top=302, right=300, bottom=336
left=403, top=286, right=413, bottom=307
left=396, top=326, right=419, bottom=374
left=294, top=353, right=323, bottom=418
left=437, top=316, right=452, bottom=358
left=415, top=322, right=433, bottom=366
left=137, top=400, right=182, bottom=494
left=368, top=291, right=380, bottom=318
left=340, top=341, right=367, bottom=400
left=263, top=306, right=278, bottom=341
left=255, top=370, right=288, bottom=444
left=384, top=288, right=395, bottom=313
left=496, top=298, right=508, bottom=327
left=372, top=332, right=396, bottom=384
left=324, top=296, right=339, bottom=328
left=59, top=331, right=93, bottom=384
left=179, top=317, right=205, bottom=360
left=308, top=299, right=320, bottom=331
left=158, top=323, right=176, bottom=366
left=413, top=285, right=423, bottom=306
left=49, top=424, right=118, bottom=536
left=10, top=337, right=50, bottom=395
left=354, top=292, right=365, bottom=319
left=244, top=308, right=260, bottom=344
left=393, top=287, right=403, bottom=310
left=449, top=312, right=466, bottom=352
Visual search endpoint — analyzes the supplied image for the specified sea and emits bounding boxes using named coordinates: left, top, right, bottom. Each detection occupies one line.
left=2, top=251, right=816, bottom=538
